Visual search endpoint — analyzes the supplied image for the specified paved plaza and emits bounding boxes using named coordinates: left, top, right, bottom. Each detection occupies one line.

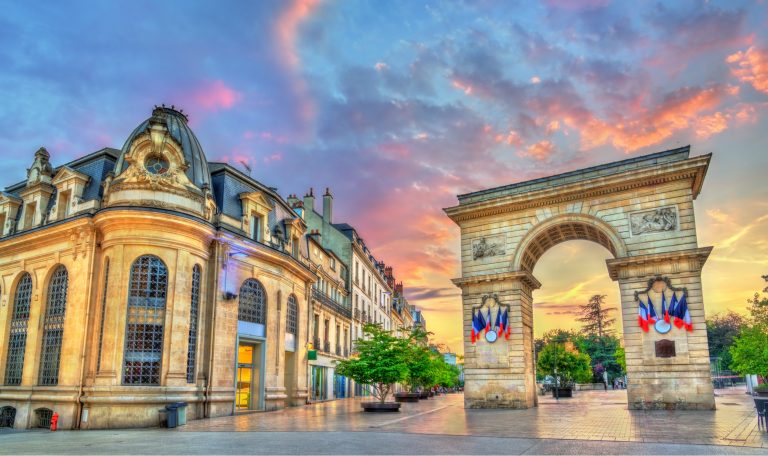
left=1, top=389, right=766, bottom=454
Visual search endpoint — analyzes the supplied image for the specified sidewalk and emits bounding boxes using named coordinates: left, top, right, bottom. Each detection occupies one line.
left=179, top=389, right=766, bottom=448
left=1, top=389, right=765, bottom=454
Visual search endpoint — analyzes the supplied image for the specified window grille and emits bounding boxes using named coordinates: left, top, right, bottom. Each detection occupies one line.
left=35, top=408, right=53, bottom=428
left=238, top=279, right=266, bottom=324
left=186, top=265, right=201, bottom=383
left=38, top=266, right=69, bottom=386
left=122, top=256, right=167, bottom=385
left=96, top=259, right=110, bottom=372
left=0, top=406, right=15, bottom=428
left=5, top=273, right=32, bottom=386
left=286, top=295, right=298, bottom=335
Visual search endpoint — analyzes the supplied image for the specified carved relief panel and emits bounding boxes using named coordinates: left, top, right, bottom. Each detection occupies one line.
left=629, top=206, right=678, bottom=236
left=471, top=235, right=506, bottom=260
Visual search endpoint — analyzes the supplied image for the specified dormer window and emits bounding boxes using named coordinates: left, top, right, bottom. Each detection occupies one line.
left=250, top=214, right=263, bottom=242
left=144, top=154, right=170, bottom=175
left=56, top=190, right=71, bottom=220
left=23, top=202, right=36, bottom=229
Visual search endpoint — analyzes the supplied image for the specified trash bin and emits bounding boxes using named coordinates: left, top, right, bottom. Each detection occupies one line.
left=158, top=409, right=168, bottom=428
left=174, top=402, right=188, bottom=426
left=165, top=404, right=179, bottom=429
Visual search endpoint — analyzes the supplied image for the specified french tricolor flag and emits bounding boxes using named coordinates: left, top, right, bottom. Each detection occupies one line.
left=471, top=309, right=485, bottom=344
left=638, top=301, right=650, bottom=332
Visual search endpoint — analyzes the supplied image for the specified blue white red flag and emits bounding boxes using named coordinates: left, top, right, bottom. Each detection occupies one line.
left=496, top=307, right=503, bottom=336
left=637, top=302, right=650, bottom=332
left=471, top=310, right=484, bottom=343
left=645, top=296, right=658, bottom=323
left=662, top=292, right=670, bottom=323
left=486, top=308, right=492, bottom=333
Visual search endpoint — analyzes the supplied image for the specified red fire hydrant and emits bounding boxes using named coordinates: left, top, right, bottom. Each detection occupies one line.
left=50, top=412, right=58, bottom=432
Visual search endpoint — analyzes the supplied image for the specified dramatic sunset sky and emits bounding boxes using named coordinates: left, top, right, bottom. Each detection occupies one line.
left=2, top=1, right=767, bottom=354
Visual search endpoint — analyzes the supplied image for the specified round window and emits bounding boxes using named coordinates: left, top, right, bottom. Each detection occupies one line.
left=144, top=155, right=170, bottom=175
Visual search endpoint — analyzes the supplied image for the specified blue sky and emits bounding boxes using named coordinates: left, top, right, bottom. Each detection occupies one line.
left=2, top=0, right=767, bottom=350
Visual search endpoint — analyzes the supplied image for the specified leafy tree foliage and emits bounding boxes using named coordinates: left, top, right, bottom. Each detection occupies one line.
left=706, top=311, right=747, bottom=370
left=614, top=346, right=626, bottom=373
left=578, top=294, right=616, bottom=337
left=536, top=341, right=592, bottom=385
left=729, top=275, right=768, bottom=379
left=335, top=323, right=408, bottom=403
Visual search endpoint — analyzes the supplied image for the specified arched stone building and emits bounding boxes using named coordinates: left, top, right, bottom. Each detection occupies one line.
left=0, top=106, right=315, bottom=429
left=446, top=146, right=715, bottom=410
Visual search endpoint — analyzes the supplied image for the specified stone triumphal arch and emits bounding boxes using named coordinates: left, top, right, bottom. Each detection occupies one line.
left=445, top=146, right=715, bottom=410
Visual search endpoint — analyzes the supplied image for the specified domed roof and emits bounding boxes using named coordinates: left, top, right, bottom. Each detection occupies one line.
left=114, top=106, right=212, bottom=189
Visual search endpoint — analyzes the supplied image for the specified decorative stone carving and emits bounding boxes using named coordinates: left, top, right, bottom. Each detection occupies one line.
left=472, top=235, right=505, bottom=260
left=629, top=206, right=677, bottom=235
left=26, top=147, right=55, bottom=187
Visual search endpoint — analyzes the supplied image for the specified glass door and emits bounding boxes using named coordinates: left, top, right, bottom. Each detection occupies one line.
left=236, top=343, right=254, bottom=410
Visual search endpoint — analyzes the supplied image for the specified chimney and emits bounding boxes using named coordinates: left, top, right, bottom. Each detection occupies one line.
left=303, top=188, right=315, bottom=214
left=323, top=187, right=333, bottom=223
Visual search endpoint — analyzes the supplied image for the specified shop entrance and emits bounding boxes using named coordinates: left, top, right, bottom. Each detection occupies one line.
left=236, top=342, right=263, bottom=411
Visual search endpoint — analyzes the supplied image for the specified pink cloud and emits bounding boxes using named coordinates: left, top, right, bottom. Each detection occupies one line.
left=191, top=80, right=243, bottom=111
left=518, top=140, right=556, bottom=161
left=556, top=84, right=740, bottom=152
left=274, top=0, right=320, bottom=70
left=727, top=46, right=768, bottom=94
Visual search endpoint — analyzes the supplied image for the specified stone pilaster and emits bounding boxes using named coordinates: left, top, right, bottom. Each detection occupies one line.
left=607, top=247, right=715, bottom=410
left=454, top=271, right=540, bottom=409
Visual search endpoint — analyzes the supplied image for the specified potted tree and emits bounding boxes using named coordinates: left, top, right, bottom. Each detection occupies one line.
left=537, top=341, right=592, bottom=398
left=336, top=323, right=407, bottom=412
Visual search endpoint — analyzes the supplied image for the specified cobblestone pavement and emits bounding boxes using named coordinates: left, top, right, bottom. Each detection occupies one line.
left=2, top=388, right=766, bottom=454
left=180, top=388, right=767, bottom=449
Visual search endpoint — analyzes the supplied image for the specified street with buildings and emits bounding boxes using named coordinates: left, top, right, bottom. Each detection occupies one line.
left=0, top=107, right=433, bottom=430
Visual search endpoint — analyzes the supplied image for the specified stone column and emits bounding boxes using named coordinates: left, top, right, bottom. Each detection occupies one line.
left=607, top=247, right=715, bottom=410
left=454, top=271, right=540, bottom=409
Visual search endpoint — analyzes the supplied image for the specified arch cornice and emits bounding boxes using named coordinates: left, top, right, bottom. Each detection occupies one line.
left=444, top=154, right=710, bottom=223
left=511, top=213, right=628, bottom=272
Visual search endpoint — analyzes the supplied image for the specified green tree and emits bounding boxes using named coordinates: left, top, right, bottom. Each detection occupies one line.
left=536, top=341, right=592, bottom=385
left=729, top=275, right=768, bottom=380
left=706, top=311, right=747, bottom=370
left=578, top=294, right=616, bottom=338
left=574, top=333, right=622, bottom=382
left=335, top=323, right=408, bottom=404
left=403, top=329, right=436, bottom=392
left=730, top=326, right=768, bottom=379
left=614, top=346, right=626, bottom=374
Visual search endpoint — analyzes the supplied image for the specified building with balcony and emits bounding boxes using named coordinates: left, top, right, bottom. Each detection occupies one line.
left=0, top=106, right=316, bottom=430
left=306, top=235, right=352, bottom=401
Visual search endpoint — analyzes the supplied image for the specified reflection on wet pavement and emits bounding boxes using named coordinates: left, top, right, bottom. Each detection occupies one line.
left=181, top=388, right=767, bottom=448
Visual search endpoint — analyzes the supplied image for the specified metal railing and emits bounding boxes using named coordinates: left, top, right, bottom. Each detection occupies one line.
left=324, top=340, right=331, bottom=353
left=336, top=345, right=342, bottom=356
left=312, top=289, right=352, bottom=318
left=313, top=337, right=321, bottom=351
left=354, top=309, right=360, bottom=320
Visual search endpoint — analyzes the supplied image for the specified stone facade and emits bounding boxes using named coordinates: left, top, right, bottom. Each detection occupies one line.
left=445, top=146, right=715, bottom=410
left=0, top=107, right=315, bottom=429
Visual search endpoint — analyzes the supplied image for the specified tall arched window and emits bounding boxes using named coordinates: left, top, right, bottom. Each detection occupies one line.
left=4, top=273, right=32, bottom=386
left=238, top=279, right=266, bottom=324
left=38, top=266, right=69, bottom=386
left=96, top=259, right=110, bottom=372
left=186, top=265, right=201, bottom=383
left=122, top=255, right=167, bottom=385
left=286, top=294, right=298, bottom=335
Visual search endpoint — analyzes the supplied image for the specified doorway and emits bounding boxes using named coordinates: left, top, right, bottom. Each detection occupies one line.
left=236, top=342, right=263, bottom=411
